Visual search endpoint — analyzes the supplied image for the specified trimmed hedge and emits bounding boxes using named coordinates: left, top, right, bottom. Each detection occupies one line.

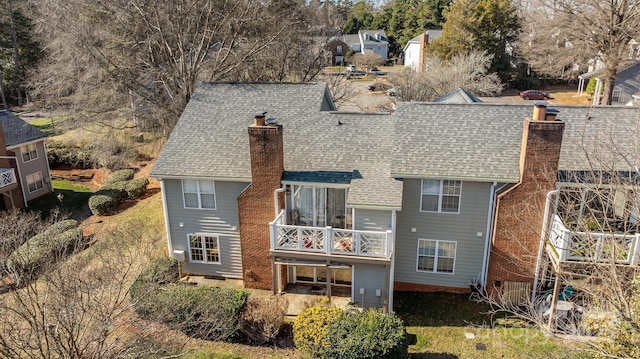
left=47, top=141, right=94, bottom=169
left=325, top=309, right=408, bottom=359
left=104, top=169, right=135, bottom=185
left=293, top=300, right=343, bottom=357
left=6, top=220, right=82, bottom=279
left=88, top=189, right=120, bottom=215
left=124, top=177, right=149, bottom=199
left=131, top=257, right=249, bottom=342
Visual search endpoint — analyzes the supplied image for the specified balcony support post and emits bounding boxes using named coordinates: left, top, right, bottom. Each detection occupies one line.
left=326, top=226, right=332, bottom=256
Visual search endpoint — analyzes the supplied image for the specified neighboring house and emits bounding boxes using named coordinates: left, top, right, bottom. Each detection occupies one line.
left=433, top=88, right=482, bottom=103
left=0, top=110, right=52, bottom=211
left=578, top=61, right=640, bottom=106
left=325, top=37, right=348, bottom=66
left=151, top=82, right=640, bottom=312
left=342, top=30, right=389, bottom=61
left=403, top=30, right=442, bottom=72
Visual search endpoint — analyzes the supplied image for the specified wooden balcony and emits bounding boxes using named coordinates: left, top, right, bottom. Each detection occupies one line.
left=269, top=210, right=392, bottom=260
left=547, top=214, right=640, bottom=266
left=0, top=168, right=17, bottom=190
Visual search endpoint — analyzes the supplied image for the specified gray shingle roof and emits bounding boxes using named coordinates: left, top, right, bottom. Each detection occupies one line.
left=0, top=110, right=47, bottom=147
left=150, top=82, right=402, bottom=208
left=153, top=82, right=640, bottom=209
left=433, top=88, right=483, bottom=103
left=393, top=103, right=640, bottom=181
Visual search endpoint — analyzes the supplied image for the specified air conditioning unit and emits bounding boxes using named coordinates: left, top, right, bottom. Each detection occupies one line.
left=172, top=249, right=186, bottom=262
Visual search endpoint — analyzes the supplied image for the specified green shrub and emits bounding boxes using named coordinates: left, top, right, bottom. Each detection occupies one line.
left=47, top=140, right=94, bottom=168
left=239, top=295, right=289, bottom=344
left=325, top=309, right=408, bottom=359
left=6, top=225, right=82, bottom=280
left=136, top=285, right=249, bottom=341
left=105, top=169, right=135, bottom=185
left=293, top=299, right=343, bottom=357
left=585, top=77, right=599, bottom=96
left=124, top=177, right=149, bottom=199
left=88, top=189, right=119, bottom=215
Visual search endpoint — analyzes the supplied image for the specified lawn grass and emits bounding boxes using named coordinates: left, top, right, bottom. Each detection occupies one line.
left=394, top=292, right=588, bottom=358
left=26, top=180, right=92, bottom=219
left=28, top=116, right=69, bottom=135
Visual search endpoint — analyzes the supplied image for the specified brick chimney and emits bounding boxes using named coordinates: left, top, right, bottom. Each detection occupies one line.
left=237, top=112, right=284, bottom=290
left=418, top=32, right=429, bottom=73
left=487, top=102, right=564, bottom=294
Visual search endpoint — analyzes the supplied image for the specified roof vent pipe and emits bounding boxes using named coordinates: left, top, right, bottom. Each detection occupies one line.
left=532, top=101, right=547, bottom=121
left=254, top=111, right=267, bottom=126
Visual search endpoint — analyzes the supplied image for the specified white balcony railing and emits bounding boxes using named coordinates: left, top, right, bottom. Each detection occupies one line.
left=548, top=214, right=640, bottom=265
left=269, top=210, right=392, bottom=259
left=0, top=168, right=17, bottom=189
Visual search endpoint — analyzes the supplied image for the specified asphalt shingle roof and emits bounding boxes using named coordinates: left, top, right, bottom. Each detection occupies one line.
left=0, top=110, right=47, bottom=147
left=153, top=82, right=640, bottom=208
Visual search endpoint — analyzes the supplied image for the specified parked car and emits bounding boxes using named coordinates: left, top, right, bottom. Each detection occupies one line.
left=347, top=64, right=356, bottom=72
left=368, top=82, right=391, bottom=91
left=387, top=87, right=400, bottom=97
left=519, top=90, right=552, bottom=100
left=370, top=66, right=379, bottom=72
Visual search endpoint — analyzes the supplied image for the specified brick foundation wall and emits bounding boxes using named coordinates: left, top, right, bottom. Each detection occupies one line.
left=237, top=122, right=284, bottom=290
left=394, top=281, right=471, bottom=294
left=487, top=119, right=564, bottom=290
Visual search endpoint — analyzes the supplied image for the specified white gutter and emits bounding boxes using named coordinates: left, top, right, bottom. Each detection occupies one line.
left=0, top=154, right=27, bottom=207
left=274, top=187, right=285, bottom=216
left=531, top=190, right=558, bottom=303
left=159, top=179, right=174, bottom=255
left=388, top=209, right=397, bottom=313
left=43, top=141, right=53, bottom=193
left=480, top=182, right=497, bottom=289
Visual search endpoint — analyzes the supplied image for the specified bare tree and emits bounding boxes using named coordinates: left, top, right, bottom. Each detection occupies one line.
left=516, top=0, right=640, bottom=104
left=350, top=52, right=385, bottom=72
left=388, top=50, right=503, bottom=102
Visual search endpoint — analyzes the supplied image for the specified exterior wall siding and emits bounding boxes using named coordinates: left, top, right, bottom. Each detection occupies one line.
left=394, top=179, right=492, bottom=290
left=164, top=178, right=248, bottom=278
left=16, top=141, right=52, bottom=201
left=353, top=208, right=392, bottom=231
left=353, top=264, right=387, bottom=308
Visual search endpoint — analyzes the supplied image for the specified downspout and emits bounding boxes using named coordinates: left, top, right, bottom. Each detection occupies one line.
left=159, top=179, right=173, bottom=254
left=531, top=189, right=558, bottom=303
left=274, top=187, right=285, bottom=217
left=43, top=141, right=53, bottom=193
left=388, top=209, right=397, bottom=313
left=482, top=182, right=509, bottom=289
left=0, top=154, right=26, bottom=207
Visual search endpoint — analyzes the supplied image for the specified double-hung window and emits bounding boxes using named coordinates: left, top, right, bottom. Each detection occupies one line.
left=420, top=179, right=462, bottom=213
left=182, top=179, right=216, bottom=209
left=417, top=239, right=456, bottom=274
left=21, top=143, right=38, bottom=162
left=188, top=234, right=220, bottom=264
left=26, top=172, right=44, bottom=193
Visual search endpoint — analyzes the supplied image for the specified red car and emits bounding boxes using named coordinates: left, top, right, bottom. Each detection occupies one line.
left=519, top=90, right=552, bottom=100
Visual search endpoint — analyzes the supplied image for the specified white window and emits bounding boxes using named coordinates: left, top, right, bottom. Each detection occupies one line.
left=336, top=45, right=343, bottom=54
left=420, top=179, right=462, bottom=213
left=417, top=239, right=456, bottom=274
left=188, top=234, right=220, bottom=264
left=21, top=143, right=38, bottom=162
left=182, top=179, right=216, bottom=209
left=26, top=172, right=44, bottom=193
left=612, top=90, right=621, bottom=103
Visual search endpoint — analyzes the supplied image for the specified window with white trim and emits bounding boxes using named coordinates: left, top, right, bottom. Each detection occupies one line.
left=420, top=179, right=462, bottom=213
left=182, top=179, right=216, bottom=209
left=417, top=239, right=456, bottom=274
left=26, top=172, right=44, bottom=193
left=612, top=90, right=621, bottom=103
left=188, top=234, right=220, bottom=264
left=21, top=143, right=38, bottom=162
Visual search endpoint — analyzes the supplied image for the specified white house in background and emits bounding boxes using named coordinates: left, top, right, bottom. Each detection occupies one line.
left=342, top=30, right=389, bottom=60
left=403, top=30, right=442, bottom=72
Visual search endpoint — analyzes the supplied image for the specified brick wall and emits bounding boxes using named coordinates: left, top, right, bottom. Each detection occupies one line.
left=237, top=121, right=284, bottom=290
left=0, top=122, right=25, bottom=210
left=487, top=118, right=565, bottom=292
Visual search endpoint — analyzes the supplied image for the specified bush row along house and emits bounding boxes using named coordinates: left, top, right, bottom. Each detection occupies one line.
left=151, top=83, right=640, bottom=312
left=0, top=110, right=52, bottom=210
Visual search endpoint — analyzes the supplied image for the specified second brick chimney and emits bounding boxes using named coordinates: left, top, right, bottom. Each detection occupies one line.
left=237, top=112, right=284, bottom=290
left=487, top=102, right=565, bottom=294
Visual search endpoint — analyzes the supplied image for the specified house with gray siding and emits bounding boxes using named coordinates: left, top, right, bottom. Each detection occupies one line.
left=0, top=110, right=52, bottom=211
left=152, top=83, right=640, bottom=312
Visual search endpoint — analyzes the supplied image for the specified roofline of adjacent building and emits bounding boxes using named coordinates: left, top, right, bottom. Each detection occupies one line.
left=6, top=137, right=47, bottom=150
left=391, top=174, right=519, bottom=183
